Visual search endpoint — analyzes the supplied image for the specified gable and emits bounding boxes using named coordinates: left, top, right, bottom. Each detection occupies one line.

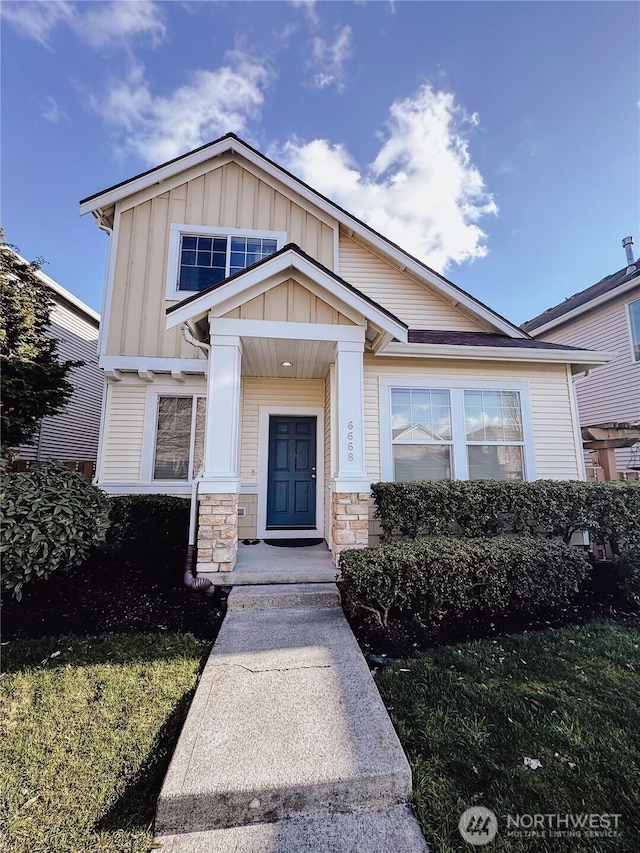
left=339, top=234, right=491, bottom=332
left=222, top=278, right=355, bottom=325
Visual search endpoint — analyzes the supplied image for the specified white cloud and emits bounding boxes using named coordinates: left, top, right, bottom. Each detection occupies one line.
left=310, top=25, right=352, bottom=92
left=1, top=0, right=165, bottom=48
left=290, top=0, right=319, bottom=27
left=92, top=56, right=272, bottom=165
left=1, top=1, right=75, bottom=47
left=41, top=95, right=68, bottom=124
left=278, top=85, right=497, bottom=272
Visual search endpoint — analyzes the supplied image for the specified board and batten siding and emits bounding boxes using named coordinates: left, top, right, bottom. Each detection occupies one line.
left=239, top=377, right=325, bottom=487
left=99, top=382, right=148, bottom=483
left=18, top=300, right=102, bottom=462
left=363, top=357, right=582, bottom=481
left=537, top=288, right=640, bottom=471
left=107, top=159, right=337, bottom=359
left=339, top=234, right=490, bottom=331
left=222, top=279, right=354, bottom=325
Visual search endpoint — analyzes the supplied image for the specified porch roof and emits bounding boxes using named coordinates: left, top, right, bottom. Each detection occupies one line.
left=166, top=243, right=408, bottom=349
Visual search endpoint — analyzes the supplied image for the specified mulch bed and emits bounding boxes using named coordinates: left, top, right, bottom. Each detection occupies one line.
left=2, top=552, right=227, bottom=641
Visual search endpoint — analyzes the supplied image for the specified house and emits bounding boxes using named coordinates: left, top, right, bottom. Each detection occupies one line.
left=80, top=133, right=614, bottom=575
left=522, top=239, right=640, bottom=480
left=9, top=250, right=103, bottom=474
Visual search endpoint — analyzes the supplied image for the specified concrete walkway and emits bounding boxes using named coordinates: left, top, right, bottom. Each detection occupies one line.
left=154, top=584, right=428, bottom=852
left=202, top=541, right=339, bottom=586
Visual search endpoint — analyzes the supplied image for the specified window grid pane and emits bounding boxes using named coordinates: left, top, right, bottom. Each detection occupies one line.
left=467, top=445, right=524, bottom=481
left=630, top=300, right=640, bottom=362
left=391, top=388, right=452, bottom=441
left=178, top=234, right=279, bottom=291
left=464, top=389, right=523, bottom=441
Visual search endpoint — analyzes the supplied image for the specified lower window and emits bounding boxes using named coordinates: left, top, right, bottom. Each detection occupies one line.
left=153, top=395, right=206, bottom=480
left=389, top=384, right=528, bottom=482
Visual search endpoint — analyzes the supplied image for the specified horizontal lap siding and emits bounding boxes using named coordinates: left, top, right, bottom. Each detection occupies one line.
left=240, top=378, right=325, bottom=486
left=100, top=383, right=147, bottom=483
left=364, top=357, right=580, bottom=481
left=339, top=235, right=488, bottom=331
left=108, top=160, right=337, bottom=359
left=539, top=290, right=640, bottom=471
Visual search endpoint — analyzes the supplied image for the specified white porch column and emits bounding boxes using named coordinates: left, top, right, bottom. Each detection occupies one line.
left=200, top=333, right=242, bottom=493
left=332, top=339, right=369, bottom=493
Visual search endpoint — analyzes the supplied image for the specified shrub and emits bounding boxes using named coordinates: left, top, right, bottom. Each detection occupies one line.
left=0, top=461, right=110, bottom=600
left=371, top=480, right=640, bottom=549
left=340, top=535, right=590, bottom=639
left=104, top=494, right=190, bottom=565
left=613, top=548, right=640, bottom=609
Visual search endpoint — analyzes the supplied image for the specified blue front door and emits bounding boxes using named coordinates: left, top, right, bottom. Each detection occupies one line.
left=267, top=416, right=317, bottom=528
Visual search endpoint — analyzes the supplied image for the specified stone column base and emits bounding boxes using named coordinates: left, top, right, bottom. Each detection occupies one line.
left=331, top=491, right=369, bottom=565
left=197, top=493, right=239, bottom=573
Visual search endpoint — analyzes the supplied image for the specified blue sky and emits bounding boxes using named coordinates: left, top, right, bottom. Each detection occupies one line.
left=2, top=0, right=638, bottom=325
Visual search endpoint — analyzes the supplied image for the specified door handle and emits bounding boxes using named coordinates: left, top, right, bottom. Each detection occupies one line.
left=311, top=474, right=316, bottom=479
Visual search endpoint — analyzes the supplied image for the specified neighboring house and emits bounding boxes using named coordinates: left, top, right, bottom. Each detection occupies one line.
left=11, top=251, right=103, bottom=470
left=522, top=240, right=640, bottom=479
left=80, top=133, right=613, bottom=574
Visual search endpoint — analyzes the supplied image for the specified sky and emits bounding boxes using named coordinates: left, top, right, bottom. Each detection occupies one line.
left=1, top=0, right=639, bottom=327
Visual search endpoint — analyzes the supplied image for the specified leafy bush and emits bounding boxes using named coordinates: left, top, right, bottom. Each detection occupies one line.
left=1, top=461, right=110, bottom=600
left=340, top=535, right=590, bottom=639
left=613, top=548, right=640, bottom=609
left=104, top=495, right=190, bottom=565
left=371, top=480, right=640, bottom=550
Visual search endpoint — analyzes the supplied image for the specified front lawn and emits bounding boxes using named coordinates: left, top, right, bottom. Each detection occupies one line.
left=377, top=621, right=640, bottom=852
left=0, top=634, right=208, bottom=853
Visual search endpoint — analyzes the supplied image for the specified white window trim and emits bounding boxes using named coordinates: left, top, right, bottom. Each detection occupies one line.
left=627, top=298, right=640, bottom=364
left=165, top=223, right=287, bottom=301
left=380, top=377, right=536, bottom=482
left=141, top=385, right=206, bottom=484
left=257, top=405, right=325, bottom=540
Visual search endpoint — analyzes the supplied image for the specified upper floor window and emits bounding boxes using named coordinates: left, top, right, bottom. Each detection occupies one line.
left=629, top=299, right=640, bottom=362
left=166, top=224, right=286, bottom=300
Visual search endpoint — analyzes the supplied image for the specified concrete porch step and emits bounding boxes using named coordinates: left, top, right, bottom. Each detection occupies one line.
left=227, top=583, right=341, bottom=610
left=201, top=568, right=341, bottom=586
left=155, top=804, right=429, bottom=852
left=155, top=598, right=413, bottom=836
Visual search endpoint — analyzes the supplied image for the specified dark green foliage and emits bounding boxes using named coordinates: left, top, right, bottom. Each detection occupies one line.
left=0, top=240, right=81, bottom=453
left=371, top=479, right=640, bottom=550
left=104, top=494, right=191, bottom=565
left=340, top=535, right=590, bottom=637
left=0, top=461, right=110, bottom=600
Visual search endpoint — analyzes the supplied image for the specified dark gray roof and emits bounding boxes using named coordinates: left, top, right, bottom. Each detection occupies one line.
left=407, top=329, right=587, bottom=351
left=521, top=261, right=640, bottom=333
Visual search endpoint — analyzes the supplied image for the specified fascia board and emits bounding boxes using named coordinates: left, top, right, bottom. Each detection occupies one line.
left=526, top=276, right=640, bottom=336
left=381, top=341, right=618, bottom=367
left=166, top=249, right=408, bottom=341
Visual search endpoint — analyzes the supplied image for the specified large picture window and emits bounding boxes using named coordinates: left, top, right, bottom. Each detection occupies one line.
left=153, top=395, right=206, bottom=480
left=629, top=299, right=640, bottom=362
left=382, top=380, right=533, bottom=482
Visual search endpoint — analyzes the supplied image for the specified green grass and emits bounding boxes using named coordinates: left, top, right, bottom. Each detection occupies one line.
left=0, top=634, right=209, bottom=853
left=377, top=621, right=640, bottom=852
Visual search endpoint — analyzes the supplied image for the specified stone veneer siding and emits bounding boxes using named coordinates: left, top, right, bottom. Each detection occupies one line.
left=197, top=493, right=239, bottom=572
left=331, top=491, right=369, bottom=564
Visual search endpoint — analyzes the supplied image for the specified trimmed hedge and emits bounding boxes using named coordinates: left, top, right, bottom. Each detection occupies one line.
left=340, top=535, right=590, bottom=636
left=0, top=461, right=110, bottom=600
left=104, top=495, right=190, bottom=565
left=371, top=480, right=640, bottom=551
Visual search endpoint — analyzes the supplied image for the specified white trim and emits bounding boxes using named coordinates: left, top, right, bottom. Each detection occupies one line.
left=209, top=317, right=366, bottom=344
left=200, top=335, right=243, bottom=484
left=257, top=405, right=325, bottom=540
left=380, top=341, right=617, bottom=370
left=99, top=482, right=192, bottom=495
left=98, top=208, right=120, bottom=356
left=99, top=355, right=206, bottom=373
left=93, top=377, right=109, bottom=485
left=526, top=275, right=640, bottom=336
left=167, top=246, right=408, bottom=345
left=568, top=364, right=588, bottom=482
left=379, top=376, right=536, bottom=482
left=81, top=135, right=524, bottom=337
left=165, top=224, right=287, bottom=301
left=626, top=297, right=640, bottom=364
